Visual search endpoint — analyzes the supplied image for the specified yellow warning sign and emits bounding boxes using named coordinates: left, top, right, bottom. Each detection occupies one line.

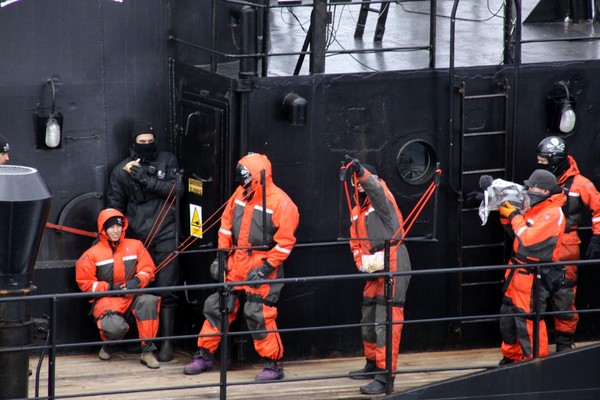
left=188, top=178, right=203, bottom=196
left=189, top=204, right=203, bottom=238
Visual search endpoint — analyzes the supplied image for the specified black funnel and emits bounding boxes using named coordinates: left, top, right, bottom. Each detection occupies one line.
left=0, top=165, right=52, bottom=400
left=0, top=165, right=52, bottom=290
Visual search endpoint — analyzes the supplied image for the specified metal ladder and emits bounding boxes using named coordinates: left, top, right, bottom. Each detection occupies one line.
left=455, top=78, right=512, bottom=339
left=354, top=0, right=394, bottom=42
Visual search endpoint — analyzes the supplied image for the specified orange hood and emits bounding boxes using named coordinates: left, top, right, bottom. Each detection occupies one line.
left=96, top=208, right=129, bottom=244
left=238, top=153, right=273, bottom=192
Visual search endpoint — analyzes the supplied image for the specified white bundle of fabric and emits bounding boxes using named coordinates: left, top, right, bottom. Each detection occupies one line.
left=361, top=252, right=385, bottom=273
left=479, top=179, right=527, bottom=225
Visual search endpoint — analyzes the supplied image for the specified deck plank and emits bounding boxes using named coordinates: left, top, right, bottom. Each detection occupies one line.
left=29, top=346, right=503, bottom=399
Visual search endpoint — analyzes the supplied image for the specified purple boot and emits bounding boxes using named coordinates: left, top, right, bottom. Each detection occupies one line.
left=183, top=348, right=214, bottom=375
left=255, top=360, right=284, bottom=381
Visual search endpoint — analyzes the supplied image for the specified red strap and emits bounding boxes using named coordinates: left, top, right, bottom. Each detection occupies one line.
left=45, top=222, right=98, bottom=238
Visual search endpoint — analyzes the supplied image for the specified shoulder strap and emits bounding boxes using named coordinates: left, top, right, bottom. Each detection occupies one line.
left=562, top=176, right=575, bottom=232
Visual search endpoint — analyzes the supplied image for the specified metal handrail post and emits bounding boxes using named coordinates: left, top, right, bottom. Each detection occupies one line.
left=384, top=239, right=394, bottom=394
left=429, top=0, right=437, bottom=68
left=533, top=265, right=541, bottom=359
left=48, top=296, right=58, bottom=400
left=261, top=0, right=269, bottom=76
left=218, top=251, right=229, bottom=400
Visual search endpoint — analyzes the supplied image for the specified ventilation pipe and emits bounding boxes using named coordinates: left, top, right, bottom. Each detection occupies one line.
left=229, top=5, right=258, bottom=79
left=0, top=165, right=52, bottom=399
left=229, top=4, right=258, bottom=155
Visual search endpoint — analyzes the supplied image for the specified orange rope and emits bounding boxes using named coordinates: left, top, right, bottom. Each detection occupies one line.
left=153, top=187, right=258, bottom=274
left=342, top=164, right=442, bottom=245
left=144, top=183, right=177, bottom=248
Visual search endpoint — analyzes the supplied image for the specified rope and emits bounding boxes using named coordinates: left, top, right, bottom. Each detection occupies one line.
left=341, top=162, right=442, bottom=244
left=143, top=182, right=178, bottom=249
left=153, top=185, right=260, bottom=274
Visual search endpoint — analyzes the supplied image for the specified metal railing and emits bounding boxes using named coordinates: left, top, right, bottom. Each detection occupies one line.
left=2, top=239, right=600, bottom=399
left=168, top=0, right=437, bottom=77
left=169, top=0, right=600, bottom=78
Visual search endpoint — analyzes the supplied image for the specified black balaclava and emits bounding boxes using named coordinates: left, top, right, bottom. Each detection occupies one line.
left=130, top=121, right=157, bottom=162
left=527, top=190, right=549, bottom=208
left=133, top=141, right=157, bottom=162
left=524, top=169, right=560, bottom=208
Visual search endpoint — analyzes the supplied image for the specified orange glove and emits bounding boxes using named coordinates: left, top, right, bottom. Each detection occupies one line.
left=498, top=201, right=518, bottom=220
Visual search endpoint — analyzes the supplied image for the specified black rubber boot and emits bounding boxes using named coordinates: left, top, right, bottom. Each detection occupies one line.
left=349, top=359, right=383, bottom=380
left=360, top=375, right=394, bottom=395
left=157, top=307, right=175, bottom=362
left=555, top=331, right=575, bottom=352
left=498, top=356, right=514, bottom=366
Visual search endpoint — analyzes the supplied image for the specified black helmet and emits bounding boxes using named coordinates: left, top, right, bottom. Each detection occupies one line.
left=537, top=136, right=569, bottom=177
left=235, top=163, right=252, bottom=188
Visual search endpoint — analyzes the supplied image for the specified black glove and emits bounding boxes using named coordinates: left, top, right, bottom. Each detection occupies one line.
left=130, top=164, right=150, bottom=183
left=125, top=277, right=140, bottom=290
left=209, top=258, right=221, bottom=281
left=109, top=283, right=123, bottom=291
left=479, top=175, right=494, bottom=190
left=586, top=235, right=600, bottom=259
left=349, top=158, right=365, bottom=177
left=465, top=191, right=484, bottom=208
left=245, top=261, right=275, bottom=283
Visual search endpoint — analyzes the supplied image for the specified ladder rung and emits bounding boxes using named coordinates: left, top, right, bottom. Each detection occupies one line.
left=462, top=168, right=505, bottom=175
left=464, top=93, right=507, bottom=100
left=464, top=130, right=506, bottom=137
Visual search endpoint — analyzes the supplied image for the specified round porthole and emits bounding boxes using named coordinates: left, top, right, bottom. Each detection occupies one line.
left=396, top=140, right=436, bottom=185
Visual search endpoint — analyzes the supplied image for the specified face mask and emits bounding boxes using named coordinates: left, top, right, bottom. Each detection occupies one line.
left=133, top=142, right=157, bottom=161
left=527, top=190, right=548, bottom=208
left=235, top=164, right=253, bottom=188
left=537, top=163, right=552, bottom=172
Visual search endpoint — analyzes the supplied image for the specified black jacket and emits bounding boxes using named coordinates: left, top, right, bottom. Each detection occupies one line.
left=106, top=151, right=179, bottom=243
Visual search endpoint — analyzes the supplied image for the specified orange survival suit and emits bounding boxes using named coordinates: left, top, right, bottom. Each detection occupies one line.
left=196, top=153, right=300, bottom=362
left=551, top=155, right=600, bottom=350
left=75, top=208, right=160, bottom=349
left=500, top=192, right=566, bottom=362
left=350, top=169, right=411, bottom=380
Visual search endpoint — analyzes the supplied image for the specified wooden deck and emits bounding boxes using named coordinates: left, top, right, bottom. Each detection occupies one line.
left=29, top=346, right=503, bottom=400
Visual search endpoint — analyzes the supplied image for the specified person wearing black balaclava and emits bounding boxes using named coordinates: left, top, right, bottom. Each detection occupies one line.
left=497, top=169, right=566, bottom=365
left=106, top=121, right=180, bottom=362
left=535, top=136, right=600, bottom=352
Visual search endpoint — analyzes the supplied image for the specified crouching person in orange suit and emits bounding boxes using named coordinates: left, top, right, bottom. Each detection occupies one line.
left=76, top=208, right=161, bottom=369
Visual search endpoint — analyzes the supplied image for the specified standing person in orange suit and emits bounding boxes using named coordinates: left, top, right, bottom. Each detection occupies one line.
left=536, top=136, right=600, bottom=352
left=497, top=169, right=566, bottom=365
left=346, top=159, right=411, bottom=395
left=183, top=153, right=299, bottom=381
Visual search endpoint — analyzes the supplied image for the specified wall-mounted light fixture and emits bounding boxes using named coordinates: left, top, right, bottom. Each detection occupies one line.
left=546, top=80, right=576, bottom=134
left=34, top=77, right=63, bottom=149
left=282, top=93, right=307, bottom=126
